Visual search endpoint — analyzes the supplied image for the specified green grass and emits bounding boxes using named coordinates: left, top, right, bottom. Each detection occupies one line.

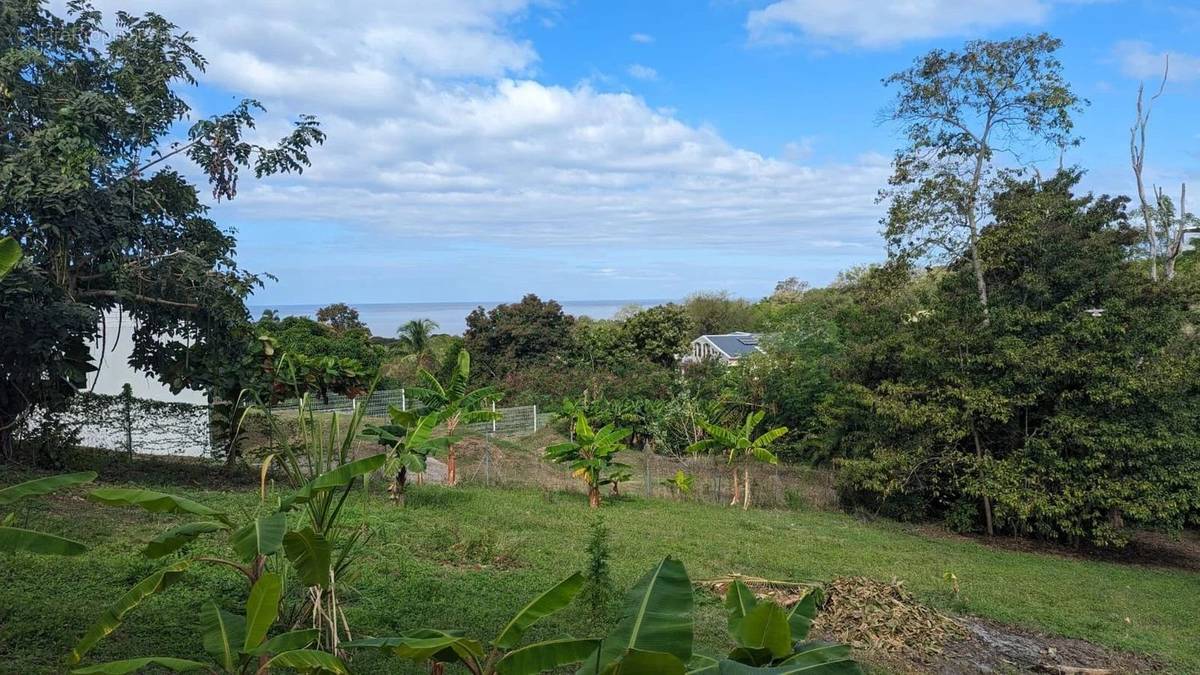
left=1, top=472, right=1198, bottom=673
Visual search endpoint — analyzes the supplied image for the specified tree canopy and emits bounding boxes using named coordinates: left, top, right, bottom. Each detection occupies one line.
left=0, top=2, right=323, bottom=456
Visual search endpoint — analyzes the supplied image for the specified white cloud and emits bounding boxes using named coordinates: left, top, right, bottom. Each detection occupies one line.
left=66, top=1, right=889, bottom=261
left=627, top=64, right=659, bottom=81
left=1114, top=40, right=1200, bottom=83
left=747, top=0, right=1051, bottom=48
left=630, top=32, right=655, bottom=44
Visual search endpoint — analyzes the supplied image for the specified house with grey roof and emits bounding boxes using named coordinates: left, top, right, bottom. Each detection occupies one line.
left=682, top=332, right=764, bottom=366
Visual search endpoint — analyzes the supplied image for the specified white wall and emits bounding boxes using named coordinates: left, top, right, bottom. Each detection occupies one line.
left=86, top=310, right=207, bottom=404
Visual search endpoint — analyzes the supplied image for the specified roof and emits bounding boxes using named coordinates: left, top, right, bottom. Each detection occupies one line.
left=697, top=332, right=763, bottom=359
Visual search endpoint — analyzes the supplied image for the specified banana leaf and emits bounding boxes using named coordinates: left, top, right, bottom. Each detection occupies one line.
left=0, top=526, right=88, bottom=556
left=0, top=472, right=96, bottom=506
left=494, top=572, right=584, bottom=648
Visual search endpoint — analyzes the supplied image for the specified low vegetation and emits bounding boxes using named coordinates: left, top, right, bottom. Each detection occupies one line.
left=1, top=471, right=1197, bottom=673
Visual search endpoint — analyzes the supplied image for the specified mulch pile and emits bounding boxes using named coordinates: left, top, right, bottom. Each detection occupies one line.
left=700, top=575, right=1157, bottom=674
left=810, top=576, right=966, bottom=664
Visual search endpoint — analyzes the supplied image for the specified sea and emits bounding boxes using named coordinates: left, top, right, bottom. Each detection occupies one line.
left=248, top=299, right=673, bottom=337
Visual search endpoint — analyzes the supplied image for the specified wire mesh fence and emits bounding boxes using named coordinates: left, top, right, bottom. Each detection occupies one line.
left=61, top=387, right=212, bottom=458
left=272, top=389, right=542, bottom=436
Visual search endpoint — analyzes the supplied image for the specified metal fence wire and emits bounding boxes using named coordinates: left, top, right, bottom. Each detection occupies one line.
left=273, top=388, right=541, bottom=436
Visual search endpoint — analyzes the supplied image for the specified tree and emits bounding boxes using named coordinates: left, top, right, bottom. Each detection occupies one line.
left=315, top=303, right=366, bottom=333
left=687, top=411, right=786, bottom=510
left=463, top=294, right=575, bottom=378
left=407, top=350, right=499, bottom=486
left=622, top=303, right=694, bottom=367
left=395, top=318, right=439, bottom=369
left=545, top=412, right=632, bottom=508
left=881, top=33, right=1083, bottom=322
left=256, top=315, right=383, bottom=372
left=833, top=172, right=1200, bottom=547
left=682, top=291, right=756, bottom=336
left=1129, top=58, right=1197, bottom=283
left=0, top=2, right=323, bottom=457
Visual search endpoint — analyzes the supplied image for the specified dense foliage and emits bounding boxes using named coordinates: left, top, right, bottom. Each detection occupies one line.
left=828, top=173, right=1200, bottom=546
left=0, top=2, right=322, bottom=458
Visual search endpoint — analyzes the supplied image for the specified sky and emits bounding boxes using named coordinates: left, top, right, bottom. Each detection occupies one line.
left=65, top=0, right=1200, bottom=304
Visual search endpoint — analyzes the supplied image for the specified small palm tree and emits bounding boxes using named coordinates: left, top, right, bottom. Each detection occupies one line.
left=395, top=318, right=439, bottom=369
left=545, top=412, right=632, bottom=508
left=686, top=411, right=786, bottom=510
left=407, top=349, right=499, bottom=486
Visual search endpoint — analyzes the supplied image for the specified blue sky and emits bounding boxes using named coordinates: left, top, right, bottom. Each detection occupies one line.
left=79, top=1, right=1200, bottom=304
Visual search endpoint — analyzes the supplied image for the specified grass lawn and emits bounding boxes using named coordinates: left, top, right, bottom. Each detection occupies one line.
left=1, top=469, right=1197, bottom=673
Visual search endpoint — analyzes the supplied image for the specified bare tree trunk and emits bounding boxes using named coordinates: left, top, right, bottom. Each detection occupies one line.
left=588, top=485, right=600, bottom=508
left=966, top=140, right=992, bottom=325
left=1131, top=68, right=1168, bottom=281
left=447, top=446, right=457, bottom=487
left=742, top=468, right=751, bottom=510
left=1163, top=183, right=1190, bottom=281
left=972, top=424, right=995, bottom=536
left=729, top=468, right=740, bottom=507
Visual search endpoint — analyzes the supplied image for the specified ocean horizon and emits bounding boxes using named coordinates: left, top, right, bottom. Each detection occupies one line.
left=248, top=298, right=675, bottom=337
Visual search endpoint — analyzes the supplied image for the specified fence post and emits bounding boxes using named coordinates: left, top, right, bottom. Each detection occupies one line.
left=643, top=449, right=652, bottom=498
left=492, top=401, right=497, bottom=434
left=121, top=383, right=134, bottom=460
left=401, top=388, right=406, bottom=412
left=483, top=444, right=491, bottom=486
left=532, top=405, right=538, bottom=432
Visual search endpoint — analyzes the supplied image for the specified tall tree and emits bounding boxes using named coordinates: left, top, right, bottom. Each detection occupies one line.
left=0, top=2, right=323, bottom=457
left=315, top=303, right=366, bottom=334
left=832, top=172, right=1200, bottom=547
left=622, top=304, right=694, bottom=367
left=463, top=294, right=575, bottom=378
left=881, top=33, right=1083, bottom=322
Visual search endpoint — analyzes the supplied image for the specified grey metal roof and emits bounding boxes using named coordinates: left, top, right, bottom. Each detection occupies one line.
left=703, top=333, right=763, bottom=359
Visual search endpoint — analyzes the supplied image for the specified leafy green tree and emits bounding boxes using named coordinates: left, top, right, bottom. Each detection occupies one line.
left=407, top=350, right=500, bottom=486
left=687, top=411, right=787, bottom=510
left=0, top=2, right=323, bottom=456
left=833, top=172, right=1200, bottom=547
left=881, top=33, right=1083, bottom=321
left=315, top=303, right=367, bottom=334
left=255, top=315, right=383, bottom=372
left=622, top=303, right=694, bottom=367
left=545, top=412, right=632, bottom=508
left=683, top=291, right=757, bottom=336
left=464, top=294, right=575, bottom=378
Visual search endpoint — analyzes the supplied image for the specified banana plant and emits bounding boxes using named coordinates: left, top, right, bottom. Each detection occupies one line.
left=406, top=349, right=500, bottom=486
left=687, top=580, right=861, bottom=674
left=346, top=571, right=594, bottom=674
left=362, top=408, right=457, bottom=506
left=686, top=411, right=786, bottom=510
left=0, top=472, right=96, bottom=556
left=69, top=453, right=385, bottom=667
left=71, top=573, right=348, bottom=674
left=544, top=412, right=632, bottom=508
left=0, top=236, right=21, bottom=280
left=346, top=556, right=696, bottom=675
left=659, top=470, right=695, bottom=499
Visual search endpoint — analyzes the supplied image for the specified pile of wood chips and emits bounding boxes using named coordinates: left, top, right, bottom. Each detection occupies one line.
left=811, top=576, right=965, bottom=663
